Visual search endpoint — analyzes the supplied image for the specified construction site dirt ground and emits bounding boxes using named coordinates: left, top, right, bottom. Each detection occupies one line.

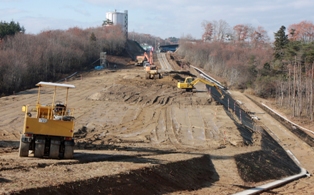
left=0, top=54, right=314, bottom=195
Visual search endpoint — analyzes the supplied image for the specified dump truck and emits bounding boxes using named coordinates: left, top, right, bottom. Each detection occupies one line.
left=178, top=77, right=224, bottom=98
left=19, top=81, right=76, bottom=159
left=145, top=64, right=162, bottom=79
left=135, top=55, right=146, bottom=66
left=135, top=50, right=153, bottom=66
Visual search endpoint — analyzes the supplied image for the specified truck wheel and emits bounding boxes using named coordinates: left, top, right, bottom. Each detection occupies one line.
left=49, top=140, right=60, bottom=159
left=34, top=138, right=45, bottom=157
left=64, top=141, right=74, bottom=159
left=19, top=140, right=29, bottom=157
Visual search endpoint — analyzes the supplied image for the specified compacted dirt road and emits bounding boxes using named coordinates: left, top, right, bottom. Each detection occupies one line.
left=0, top=54, right=313, bottom=194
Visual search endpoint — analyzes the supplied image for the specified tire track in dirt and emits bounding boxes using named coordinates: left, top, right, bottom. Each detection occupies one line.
left=170, top=105, right=211, bottom=149
left=3, top=65, right=299, bottom=194
left=199, top=106, right=225, bottom=148
left=152, top=107, right=168, bottom=145
left=188, top=106, right=207, bottom=147
left=74, top=77, right=180, bottom=146
left=201, top=107, right=222, bottom=145
left=166, top=106, right=183, bottom=150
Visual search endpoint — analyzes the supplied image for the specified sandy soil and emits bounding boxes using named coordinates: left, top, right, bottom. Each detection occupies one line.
left=0, top=54, right=313, bottom=195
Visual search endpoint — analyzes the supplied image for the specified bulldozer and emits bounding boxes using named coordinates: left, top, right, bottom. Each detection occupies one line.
left=19, top=81, right=76, bottom=159
left=178, top=77, right=224, bottom=98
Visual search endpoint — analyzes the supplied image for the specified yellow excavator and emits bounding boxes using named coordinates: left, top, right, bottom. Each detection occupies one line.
left=178, top=77, right=224, bottom=98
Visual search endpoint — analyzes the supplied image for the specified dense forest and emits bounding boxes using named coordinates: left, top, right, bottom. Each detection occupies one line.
left=0, top=21, right=126, bottom=95
left=177, top=20, right=314, bottom=120
left=0, top=21, right=175, bottom=96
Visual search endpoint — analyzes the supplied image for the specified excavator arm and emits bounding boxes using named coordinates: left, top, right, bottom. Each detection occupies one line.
left=209, top=83, right=224, bottom=99
left=178, top=77, right=224, bottom=98
left=143, top=51, right=153, bottom=65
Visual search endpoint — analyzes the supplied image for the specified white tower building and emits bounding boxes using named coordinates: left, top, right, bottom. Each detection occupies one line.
left=106, top=10, right=128, bottom=39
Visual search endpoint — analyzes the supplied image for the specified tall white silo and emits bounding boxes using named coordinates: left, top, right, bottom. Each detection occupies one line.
left=106, top=10, right=128, bottom=39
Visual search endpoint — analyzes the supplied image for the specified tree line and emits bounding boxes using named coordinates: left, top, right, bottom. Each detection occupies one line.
left=2, top=19, right=314, bottom=121
left=273, top=24, right=314, bottom=119
left=0, top=24, right=126, bottom=96
left=177, top=20, right=314, bottom=121
left=0, top=21, right=177, bottom=96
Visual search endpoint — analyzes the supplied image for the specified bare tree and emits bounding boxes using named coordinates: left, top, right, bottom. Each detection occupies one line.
left=288, top=21, right=314, bottom=42
left=212, top=20, right=231, bottom=41
left=0, top=25, right=126, bottom=95
left=233, top=24, right=250, bottom=42
left=202, top=20, right=214, bottom=42
left=250, top=26, right=270, bottom=46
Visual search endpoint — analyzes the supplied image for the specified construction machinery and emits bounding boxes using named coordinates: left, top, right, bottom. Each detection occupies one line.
left=143, top=50, right=162, bottom=79
left=178, top=77, right=224, bottom=98
left=19, top=81, right=76, bottom=159
left=135, top=50, right=154, bottom=67
left=144, top=51, right=154, bottom=65
left=135, top=55, right=146, bottom=66
left=145, top=64, right=162, bottom=79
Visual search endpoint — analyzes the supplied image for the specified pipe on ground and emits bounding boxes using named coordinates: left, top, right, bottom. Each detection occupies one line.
left=233, top=168, right=309, bottom=195
left=234, top=103, right=311, bottom=194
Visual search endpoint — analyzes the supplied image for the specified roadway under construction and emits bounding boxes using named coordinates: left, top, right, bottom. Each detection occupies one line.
left=0, top=52, right=313, bottom=194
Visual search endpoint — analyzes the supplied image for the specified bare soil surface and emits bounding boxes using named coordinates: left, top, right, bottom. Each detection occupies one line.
left=0, top=54, right=313, bottom=195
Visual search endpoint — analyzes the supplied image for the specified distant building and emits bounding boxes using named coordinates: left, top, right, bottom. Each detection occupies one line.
left=106, top=10, right=128, bottom=39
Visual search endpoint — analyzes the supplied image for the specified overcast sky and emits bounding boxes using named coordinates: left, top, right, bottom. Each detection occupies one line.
left=1, top=0, right=314, bottom=40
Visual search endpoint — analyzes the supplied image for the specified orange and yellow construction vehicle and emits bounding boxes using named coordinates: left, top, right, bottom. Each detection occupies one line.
left=135, top=50, right=154, bottom=66
left=19, top=81, right=76, bottom=159
left=143, top=50, right=162, bottom=79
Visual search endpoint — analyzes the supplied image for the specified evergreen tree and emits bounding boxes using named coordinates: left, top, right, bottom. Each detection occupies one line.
left=302, top=42, right=314, bottom=64
left=102, top=19, right=113, bottom=26
left=284, top=41, right=302, bottom=62
left=273, top=25, right=289, bottom=61
left=0, top=20, right=25, bottom=39
left=90, top=32, right=96, bottom=42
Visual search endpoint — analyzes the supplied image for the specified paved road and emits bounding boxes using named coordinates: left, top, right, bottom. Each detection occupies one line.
left=157, top=53, right=172, bottom=71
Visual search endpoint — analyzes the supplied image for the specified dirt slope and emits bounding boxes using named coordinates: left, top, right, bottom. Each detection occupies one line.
left=0, top=55, right=313, bottom=194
